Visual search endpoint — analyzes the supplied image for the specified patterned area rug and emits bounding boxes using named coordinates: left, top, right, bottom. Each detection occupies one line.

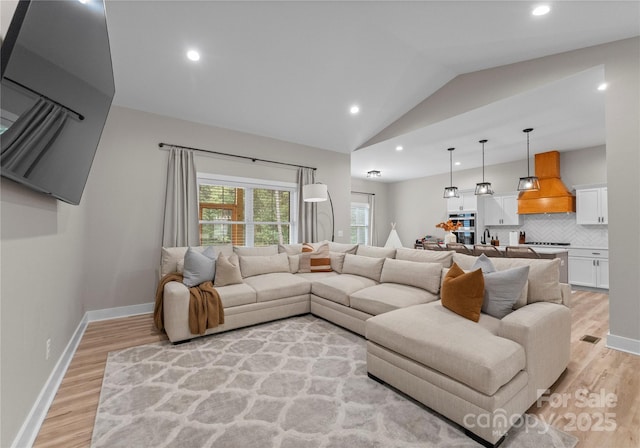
left=92, top=315, right=578, bottom=448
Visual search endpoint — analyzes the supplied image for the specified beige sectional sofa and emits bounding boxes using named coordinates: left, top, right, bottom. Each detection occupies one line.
left=158, top=242, right=571, bottom=446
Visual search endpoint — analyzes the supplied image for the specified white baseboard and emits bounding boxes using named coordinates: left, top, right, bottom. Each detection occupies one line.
left=86, top=302, right=155, bottom=322
left=11, top=302, right=155, bottom=448
left=606, top=332, right=640, bottom=356
left=11, top=314, right=89, bottom=448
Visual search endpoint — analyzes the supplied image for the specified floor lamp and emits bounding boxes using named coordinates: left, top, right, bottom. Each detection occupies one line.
left=302, top=183, right=335, bottom=242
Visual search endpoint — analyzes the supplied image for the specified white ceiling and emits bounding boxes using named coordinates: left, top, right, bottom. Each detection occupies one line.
left=105, top=1, right=639, bottom=179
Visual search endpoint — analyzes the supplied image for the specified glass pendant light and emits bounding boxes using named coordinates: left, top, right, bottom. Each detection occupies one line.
left=443, top=147, right=459, bottom=198
left=474, top=139, right=494, bottom=195
left=517, top=128, right=540, bottom=191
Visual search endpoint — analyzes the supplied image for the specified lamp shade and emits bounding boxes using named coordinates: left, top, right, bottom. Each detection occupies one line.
left=303, top=183, right=328, bottom=202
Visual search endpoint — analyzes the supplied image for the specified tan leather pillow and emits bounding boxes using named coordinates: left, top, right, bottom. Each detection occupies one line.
left=441, top=263, right=485, bottom=322
left=299, top=242, right=332, bottom=273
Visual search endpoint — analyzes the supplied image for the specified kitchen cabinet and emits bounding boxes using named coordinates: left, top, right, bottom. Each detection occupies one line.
left=483, top=194, right=522, bottom=226
left=568, top=248, right=608, bottom=289
left=576, top=186, right=607, bottom=224
left=447, top=191, right=477, bottom=212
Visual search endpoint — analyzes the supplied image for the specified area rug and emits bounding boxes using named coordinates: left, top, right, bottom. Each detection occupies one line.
left=91, top=315, right=578, bottom=448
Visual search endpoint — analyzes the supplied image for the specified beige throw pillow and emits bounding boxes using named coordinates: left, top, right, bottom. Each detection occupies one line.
left=299, top=243, right=332, bottom=273
left=214, top=253, right=243, bottom=287
left=239, top=253, right=290, bottom=278
left=342, top=254, right=385, bottom=281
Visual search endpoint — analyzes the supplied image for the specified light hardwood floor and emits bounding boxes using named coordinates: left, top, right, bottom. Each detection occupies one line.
left=33, top=290, right=638, bottom=448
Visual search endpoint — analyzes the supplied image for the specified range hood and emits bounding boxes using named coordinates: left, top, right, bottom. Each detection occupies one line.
left=518, top=151, right=576, bottom=214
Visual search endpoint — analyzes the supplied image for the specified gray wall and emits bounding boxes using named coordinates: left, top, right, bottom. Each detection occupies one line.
left=82, top=106, right=351, bottom=311
left=376, top=37, right=640, bottom=349
left=0, top=105, right=351, bottom=446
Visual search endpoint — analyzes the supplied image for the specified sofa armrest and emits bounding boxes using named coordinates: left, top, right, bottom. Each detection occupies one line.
left=163, top=281, right=193, bottom=343
left=499, top=302, right=571, bottom=404
left=560, top=283, right=571, bottom=307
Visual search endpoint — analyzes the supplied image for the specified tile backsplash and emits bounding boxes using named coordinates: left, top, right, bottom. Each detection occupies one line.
left=486, top=213, right=608, bottom=248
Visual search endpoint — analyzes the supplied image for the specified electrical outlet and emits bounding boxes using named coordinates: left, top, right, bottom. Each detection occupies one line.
left=46, top=338, right=51, bottom=360
left=337, top=230, right=343, bottom=237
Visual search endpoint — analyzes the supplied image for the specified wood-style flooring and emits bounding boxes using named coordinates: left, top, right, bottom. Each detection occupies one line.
left=33, top=290, right=638, bottom=448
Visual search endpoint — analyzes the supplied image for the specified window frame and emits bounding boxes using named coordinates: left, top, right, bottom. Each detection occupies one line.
left=197, top=173, right=298, bottom=246
left=350, top=201, right=370, bottom=245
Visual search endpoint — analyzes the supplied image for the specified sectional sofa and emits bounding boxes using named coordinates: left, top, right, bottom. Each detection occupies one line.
left=158, top=241, right=571, bottom=445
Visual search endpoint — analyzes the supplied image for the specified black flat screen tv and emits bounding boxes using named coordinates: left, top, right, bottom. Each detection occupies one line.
left=1, top=0, right=115, bottom=205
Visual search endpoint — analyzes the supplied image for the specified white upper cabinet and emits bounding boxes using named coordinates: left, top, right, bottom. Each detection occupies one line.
left=447, top=191, right=477, bottom=212
left=483, top=194, right=522, bottom=226
left=576, top=186, right=608, bottom=225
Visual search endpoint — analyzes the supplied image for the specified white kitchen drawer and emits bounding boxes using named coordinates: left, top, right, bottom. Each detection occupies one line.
left=568, top=248, right=608, bottom=258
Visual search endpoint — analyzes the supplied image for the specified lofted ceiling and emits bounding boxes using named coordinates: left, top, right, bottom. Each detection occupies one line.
left=105, top=1, right=640, bottom=180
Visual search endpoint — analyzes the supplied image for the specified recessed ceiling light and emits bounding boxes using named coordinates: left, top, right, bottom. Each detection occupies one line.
left=597, top=82, right=608, bottom=91
left=395, top=145, right=403, bottom=151
left=350, top=105, right=360, bottom=115
left=186, top=50, right=200, bottom=62
left=532, top=5, right=550, bottom=16
left=455, top=161, right=461, bottom=166
left=78, top=0, right=88, bottom=3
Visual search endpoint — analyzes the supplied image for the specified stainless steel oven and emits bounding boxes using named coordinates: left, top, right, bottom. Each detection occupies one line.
left=447, top=212, right=476, bottom=244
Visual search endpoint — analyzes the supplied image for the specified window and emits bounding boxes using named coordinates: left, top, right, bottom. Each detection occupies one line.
left=350, top=202, right=369, bottom=244
left=198, top=174, right=297, bottom=247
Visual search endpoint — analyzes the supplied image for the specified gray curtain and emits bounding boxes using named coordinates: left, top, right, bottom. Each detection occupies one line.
left=297, top=167, right=317, bottom=243
left=0, top=97, right=69, bottom=177
left=368, top=193, right=377, bottom=246
left=162, top=148, right=199, bottom=247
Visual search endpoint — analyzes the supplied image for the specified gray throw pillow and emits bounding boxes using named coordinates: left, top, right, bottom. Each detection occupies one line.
left=481, top=266, right=530, bottom=319
left=472, top=253, right=496, bottom=274
left=182, top=246, right=217, bottom=287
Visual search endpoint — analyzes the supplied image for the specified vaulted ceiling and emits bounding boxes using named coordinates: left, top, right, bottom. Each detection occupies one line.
left=105, top=1, right=640, bottom=180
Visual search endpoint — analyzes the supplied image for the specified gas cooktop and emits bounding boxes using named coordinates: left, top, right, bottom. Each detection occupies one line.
left=525, top=241, right=571, bottom=246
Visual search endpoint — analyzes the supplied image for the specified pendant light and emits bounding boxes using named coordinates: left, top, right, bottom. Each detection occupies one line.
left=517, top=128, right=540, bottom=191
left=474, top=139, right=494, bottom=195
left=443, top=147, right=459, bottom=198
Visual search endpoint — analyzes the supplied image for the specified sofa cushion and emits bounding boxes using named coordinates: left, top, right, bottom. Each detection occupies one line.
left=278, top=243, right=303, bottom=255
left=491, top=258, right=562, bottom=305
left=160, top=244, right=233, bottom=277
left=233, top=245, right=279, bottom=256
left=328, top=242, right=358, bottom=254
left=350, top=283, right=438, bottom=316
left=299, top=242, right=332, bottom=273
left=356, top=245, right=396, bottom=259
left=214, top=253, right=243, bottom=287
left=342, top=254, right=385, bottom=282
left=395, top=248, right=454, bottom=268
left=239, top=253, right=290, bottom=278
left=182, top=246, right=217, bottom=287
left=216, top=283, right=257, bottom=308
left=441, top=263, right=485, bottom=322
left=380, top=258, right=442, bottom=295
left=366, top=301, right=526, bottom=396
left=330, top=252, right=346, bottom=273
left=311, top=274, right=377, bottom=306
left=454, top=253, right=561, bottom=305
left=243, top=273, right=311, bottom=302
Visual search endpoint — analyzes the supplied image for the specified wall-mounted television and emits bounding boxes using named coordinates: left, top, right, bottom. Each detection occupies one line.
left=1, top=0, right=115, bottom=205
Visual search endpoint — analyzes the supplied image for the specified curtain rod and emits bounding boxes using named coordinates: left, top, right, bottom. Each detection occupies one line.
left=159, top=142, right=317, bottom=171
left=351, top=191, right=375, bottom=196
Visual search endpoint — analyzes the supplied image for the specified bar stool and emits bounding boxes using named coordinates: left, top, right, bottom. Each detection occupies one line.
left=505, top=246, right=540, bottom=259
left=446, top=243, right=473, bottom=255
left=473, top=244, right=503, bottom=257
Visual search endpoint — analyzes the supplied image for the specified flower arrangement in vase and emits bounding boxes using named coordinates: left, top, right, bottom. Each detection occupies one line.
left=435, top=220, right=462, bottom=244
